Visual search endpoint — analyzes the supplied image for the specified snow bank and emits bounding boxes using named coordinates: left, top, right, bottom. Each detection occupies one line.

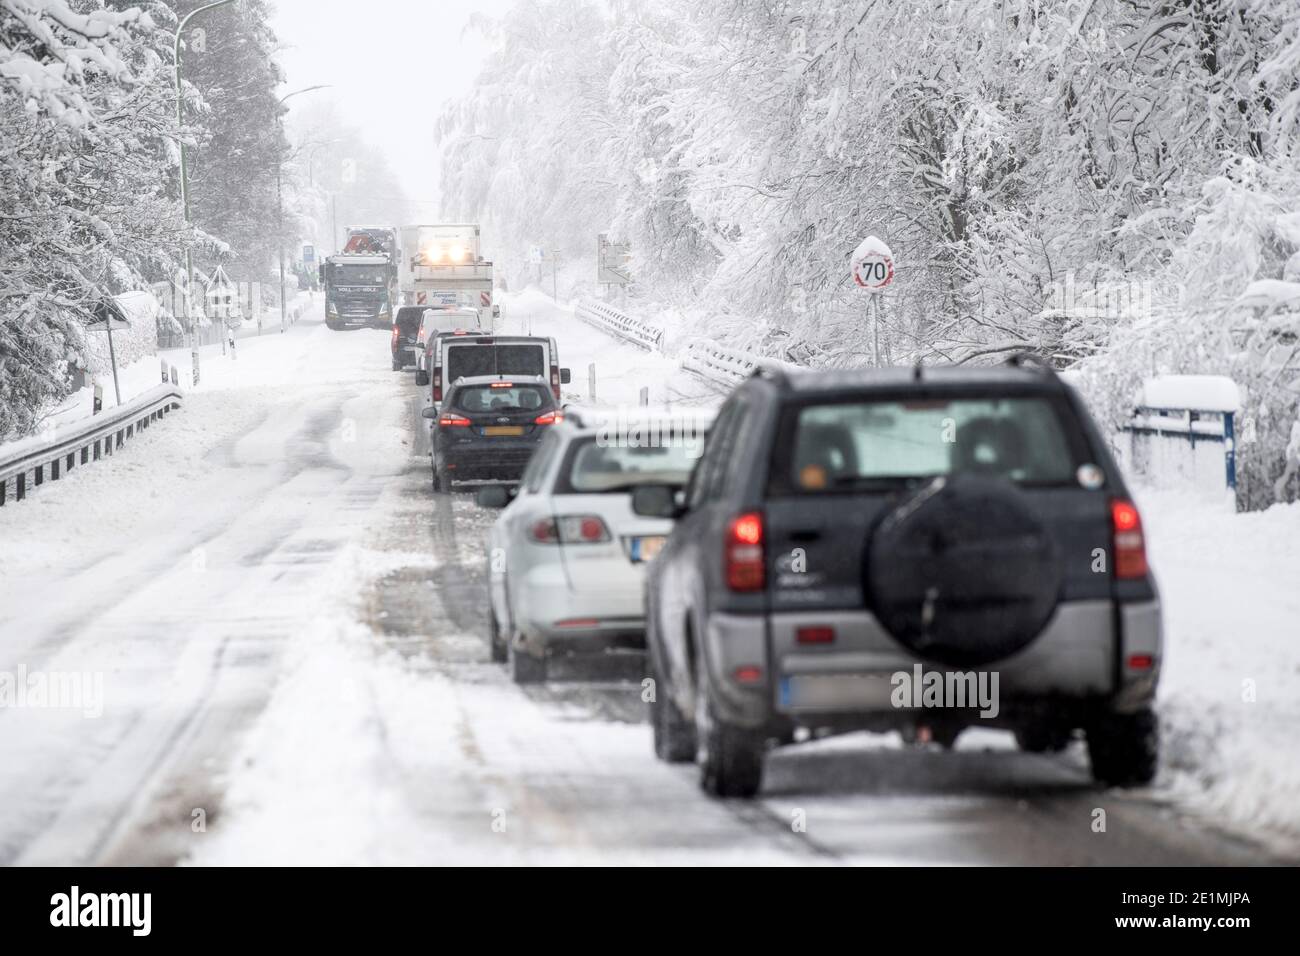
left=1140, top=489, right=1300, bottom=845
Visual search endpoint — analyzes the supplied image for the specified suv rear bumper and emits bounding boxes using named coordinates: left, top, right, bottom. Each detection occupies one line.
left=704, top=599, right=1162, bottom=731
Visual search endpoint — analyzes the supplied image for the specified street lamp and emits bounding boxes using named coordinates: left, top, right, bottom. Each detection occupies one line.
left=303, top=138, right=343, bottom=188
left=275, top=85, right=332, bottom=333
left=174, top=0, right=237, bottom=378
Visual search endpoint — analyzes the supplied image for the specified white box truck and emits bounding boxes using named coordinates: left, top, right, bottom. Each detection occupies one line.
left=398, top=224, right=498, bottom=331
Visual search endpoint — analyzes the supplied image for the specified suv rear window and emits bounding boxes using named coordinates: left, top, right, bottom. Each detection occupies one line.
left=556, top=437, right=702, bottom=494
left=452, top=383, right=552, bottom=414
left=446, top=344, right=545, bottom=381
left=772, top=395, right=1085, bottom=493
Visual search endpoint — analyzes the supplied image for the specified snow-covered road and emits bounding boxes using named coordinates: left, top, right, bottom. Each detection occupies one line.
left=0, top=296, right=1293, bottom=865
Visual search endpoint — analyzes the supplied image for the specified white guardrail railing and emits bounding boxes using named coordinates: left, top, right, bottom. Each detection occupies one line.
left=574, top=299, right=664, bottom=351
left=0, top=384, right=183, bottom=507
left=574, top=298, right=797, bottom=390
left=680, top=338, right=801, bottom=387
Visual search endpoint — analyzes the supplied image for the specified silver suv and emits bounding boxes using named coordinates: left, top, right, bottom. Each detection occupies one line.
left=633, top=358, right=1161, bottom=798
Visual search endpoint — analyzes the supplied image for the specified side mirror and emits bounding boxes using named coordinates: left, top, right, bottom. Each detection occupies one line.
left=631, top=484, right=684, bottom=519
left=560, top=368, right=572, bottom=385
left=421, top=406, right=438, bottom=419
left=317, top=264, right=326, bottom=284
left=476, top=485, right=511, bottom=509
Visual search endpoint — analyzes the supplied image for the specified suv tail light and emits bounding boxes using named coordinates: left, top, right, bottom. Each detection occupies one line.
left=1111, top=499, right=1148, bottom=579
left=438, top=413, right=471, bottom=428
left=725, top=511, right=765, bottom=591
left=528, top=515, right=611, bottom=544
left=534, top=410, right=563, bottom=425
left=550, top=365, right=561, bottom=400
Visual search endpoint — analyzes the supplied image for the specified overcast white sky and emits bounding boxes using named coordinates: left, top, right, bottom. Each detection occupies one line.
left=270, top=0, right=514, bottom=206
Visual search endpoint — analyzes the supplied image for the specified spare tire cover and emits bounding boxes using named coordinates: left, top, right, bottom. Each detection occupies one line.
left=865, top=475, right=1063, bottom=667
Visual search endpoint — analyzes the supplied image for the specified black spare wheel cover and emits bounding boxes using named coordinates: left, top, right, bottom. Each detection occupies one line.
left=866, top=475, right=1063, bottom=667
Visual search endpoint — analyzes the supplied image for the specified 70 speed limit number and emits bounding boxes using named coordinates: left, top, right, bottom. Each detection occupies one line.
left=851, top=236, right=894, bottom=293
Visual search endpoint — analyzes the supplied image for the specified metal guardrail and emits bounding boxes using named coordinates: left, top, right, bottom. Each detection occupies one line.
left=0, top=384, right=184, bottom=507
left=680, top=338, right=801, bottom=387
left=574, top=299, right=664, bottom=351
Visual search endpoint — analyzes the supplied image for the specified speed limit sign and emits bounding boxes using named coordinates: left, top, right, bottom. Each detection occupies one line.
left=851, top=235, right=894, bottom=292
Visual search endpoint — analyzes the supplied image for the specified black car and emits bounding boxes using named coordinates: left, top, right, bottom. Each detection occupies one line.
left=634, top=357, right=1162, bottom=798
left=391, top=307, right=424, bottom=371
left=422, top=374, right=561, bottom=492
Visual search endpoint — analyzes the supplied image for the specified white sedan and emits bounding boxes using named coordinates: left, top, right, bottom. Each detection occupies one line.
left=477, top=406, right=714, bottom=683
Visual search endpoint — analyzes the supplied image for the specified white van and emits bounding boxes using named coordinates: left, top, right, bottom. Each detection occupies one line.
left=430, top=334, right=571, bottom=404
left=413, top=307, right=484, bottom=385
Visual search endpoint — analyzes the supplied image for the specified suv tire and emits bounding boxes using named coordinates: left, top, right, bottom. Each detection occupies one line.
left=695, top=665, right=763, bottom=798
left=647, top=639, right=695, bottom=763
left=866, top=475, right=1063, bottom=667
left=1087, top=708, right=1158, bottom=786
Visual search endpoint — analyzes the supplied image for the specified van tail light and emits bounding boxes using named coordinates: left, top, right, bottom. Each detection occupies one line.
left=725, top=511, right=765, bottom=591
left=528, top=515, right=611, bottom=544
left=1111, top=499, right=1148, bottom=579
left=550, top=365, right=561, bottom=400
left=534, top=410, right=563, bottom=425
left=432, top=373, right=442, bottom=402
left=391, top=324, right=399, bottom=344
left=438, top=413, right=471, bottom=428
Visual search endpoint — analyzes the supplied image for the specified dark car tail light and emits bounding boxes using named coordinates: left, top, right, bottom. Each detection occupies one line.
left=438, top=413, right=471, bottom=428
left=528, top=515, right=611, bottom=544
left=534, top=410, right=563, bottom=425
left=725, top=511, right=765, bottom=591
left=1111, top=499, right=1149, bottom=579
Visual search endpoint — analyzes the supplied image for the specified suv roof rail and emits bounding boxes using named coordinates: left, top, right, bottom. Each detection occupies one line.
left=748, top=363, right=789, bottom=386
left=1003, top=352, right=1060, bottom=377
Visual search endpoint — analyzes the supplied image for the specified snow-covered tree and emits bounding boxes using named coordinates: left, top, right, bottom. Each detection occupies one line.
left=439, top=0, right=1300, bottom=505
left=0, top=0, right=183, bottom=439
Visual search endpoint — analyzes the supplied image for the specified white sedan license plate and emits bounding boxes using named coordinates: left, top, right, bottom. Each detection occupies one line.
left=628, top=535, right=666, bottom=563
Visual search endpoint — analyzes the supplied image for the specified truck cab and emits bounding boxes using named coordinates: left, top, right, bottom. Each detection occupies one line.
left=322, top=226, right=399, bottom=330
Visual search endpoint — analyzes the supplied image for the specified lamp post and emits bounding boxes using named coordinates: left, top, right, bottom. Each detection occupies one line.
left=304, top=139, right=342, bottom=188
left=275, top=85, right=332, bottom=333
left=174, top=0, right=237, bottom=380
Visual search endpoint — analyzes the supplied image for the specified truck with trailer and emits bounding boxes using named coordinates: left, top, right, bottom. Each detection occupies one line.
left=398, top=224, right=498, bottom=333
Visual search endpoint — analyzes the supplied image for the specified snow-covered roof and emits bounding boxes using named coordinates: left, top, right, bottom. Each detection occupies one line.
left=110, top=290, right=160, bottom=324
left=1138, top=374, right=1241, bottom=412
